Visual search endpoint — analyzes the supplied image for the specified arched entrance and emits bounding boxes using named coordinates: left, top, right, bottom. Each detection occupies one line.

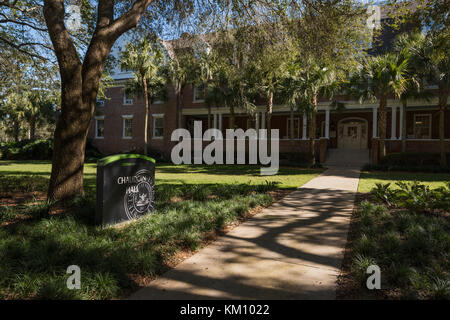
left=337, top=117, right=368, bottom=149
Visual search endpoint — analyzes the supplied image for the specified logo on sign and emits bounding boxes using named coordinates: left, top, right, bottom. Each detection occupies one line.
left=123, top=169, right=154, bottom=220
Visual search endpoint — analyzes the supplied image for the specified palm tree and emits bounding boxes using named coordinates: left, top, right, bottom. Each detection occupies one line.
left=352, top=53, right=408, bottom=159
left=394, top=33, right=433, bottom=153
left=285, top=58, right=340, bottom=164
left=409, top=31, right=449, bottom=166
left=120, top=36, right=163, bottom=155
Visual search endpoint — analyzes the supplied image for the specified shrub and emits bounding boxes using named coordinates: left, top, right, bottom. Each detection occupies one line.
left=0, top=139, right=53, bottom=160
left=380, top=152, right=450, bottom=166
left=0, top=138, right=103, bottom=161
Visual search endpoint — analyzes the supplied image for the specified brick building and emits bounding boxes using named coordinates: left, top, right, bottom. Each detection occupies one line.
left=88, top=14, right=450, bottom=163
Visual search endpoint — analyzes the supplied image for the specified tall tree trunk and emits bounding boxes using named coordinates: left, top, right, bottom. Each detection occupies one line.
left=228, top=101, right=235, bottom=129
left=309, top=95, right=317, bottom=165
left=30, top=115, right=36, bottom=141
left=44, top=0, right=154, bottom=201
left=438, top=81, right=448, bottom=166
left=208, top=105, right=212, bottom=129
left=176, top=89, right=181, bottom=128
left=266, top=91, right=273, bottom=155
left=290, top=105, right=295, bottom=153
left=142, top=76, right=149, bottom=155
left=378, top=95, right=387, bottom=159
left=13, top=120, right=19, bottom=142
left=401, top=99, right=407, bottom=153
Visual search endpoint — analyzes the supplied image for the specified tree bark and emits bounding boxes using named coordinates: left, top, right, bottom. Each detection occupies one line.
left=142, top=75, right=149, bottom=155
left=309, top=95, right=317, bottom=165
left=44, top=0, right=154, bottom=201
left=401, top=99, right=407, bottom=153
left=228, top=101, right=235, bottom=129
left=13, top=120, right=19, bottom=142
left=30, top=115, right=36, bottom=141
left=266, top=91, right=273, bottom=155
left=290, top=105, right=294, bottom=153
left=438, top=81, right=448, bottom=166
left=378, top=95, right=387, bottom=159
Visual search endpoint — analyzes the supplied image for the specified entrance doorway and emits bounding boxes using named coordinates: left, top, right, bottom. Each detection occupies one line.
left=338, top=118, right=368, bottom=149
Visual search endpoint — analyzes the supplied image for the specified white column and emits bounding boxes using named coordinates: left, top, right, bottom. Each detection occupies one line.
left=213, top=113, right=217, bottom=129
left=302, top=114, right=307, bottom=139
left=391, top=106, right=397, bottom=139
left=255, top=112, right=259, bottom=130
left=372, top=107, right=378, bottom=138
left=325, top=109, right=330, bottom=139
left=399, top=106, right=403, bottom=140
left=219, top=113, right=223, bottom=131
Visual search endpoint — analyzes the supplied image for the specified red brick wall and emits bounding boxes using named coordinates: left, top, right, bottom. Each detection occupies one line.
left=88, top=82, right=450, bottom=159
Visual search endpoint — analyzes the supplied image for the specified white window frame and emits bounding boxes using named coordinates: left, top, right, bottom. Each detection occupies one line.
left=152, top=113, right=164, bottom=139
left=413, top=113, right=432, bottom=139
left=123, top=91, right=133, bottom=105
left=286, top=117, right=301, bottom=139
left=193, top=85, right=205, bottom=103
left=122, top=115, right=133, bottom=139
left=95, top=116, right=105, bottom=139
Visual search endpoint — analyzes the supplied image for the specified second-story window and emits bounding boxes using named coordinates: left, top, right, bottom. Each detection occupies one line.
left=122, top=115, right=133, bottom=139
left=123, top=90, right=133, bottom=105
left=193, top=85, right=205, bottom=103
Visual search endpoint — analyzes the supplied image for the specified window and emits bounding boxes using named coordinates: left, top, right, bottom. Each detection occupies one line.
left=96, top=96, right=105, bottom=107
left=414, top=114, right=431, bottom=139
left=193, top=85, right=205, bottom=102
left=152, top=114, right=164, bottom=138
left=123, top=90, right=133, bottom=105
left=95, top=116, right=104, bottom=139
left=122, top=115, right=133, bottom=138
left=287, top=117, right=300, bottom=139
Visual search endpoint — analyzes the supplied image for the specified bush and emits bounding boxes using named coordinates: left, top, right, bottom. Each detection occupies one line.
left=279, top=152, right=313, bottom=167
left=0, top=139, right=53, bottom=160
left=362, top=152, right=450, bottom=173
left=0, top=138, right=103, bottom=161
left=380, top=152, right=450, bottom=167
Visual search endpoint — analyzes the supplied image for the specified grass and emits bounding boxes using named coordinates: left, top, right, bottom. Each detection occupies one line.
left=358, top=171, right=450, bottom=193
left=342, top=182, right=450, bottom=300
left=0, top=161, right=320, bottom=193
left=0, top=160, right=321, bottom=299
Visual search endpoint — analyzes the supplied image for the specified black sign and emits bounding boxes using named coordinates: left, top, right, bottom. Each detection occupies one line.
left=96, top=154, right=155, bottom=226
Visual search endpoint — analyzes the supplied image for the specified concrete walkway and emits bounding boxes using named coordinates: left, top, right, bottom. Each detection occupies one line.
left=129, top=166, right=361, bottom=300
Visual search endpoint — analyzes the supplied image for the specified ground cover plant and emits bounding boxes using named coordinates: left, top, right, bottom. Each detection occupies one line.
left=358, top=171, right=450, bottom=193
left=341, top=181, right=450, bottom=299
left=0, top=161, right=321, bottom=299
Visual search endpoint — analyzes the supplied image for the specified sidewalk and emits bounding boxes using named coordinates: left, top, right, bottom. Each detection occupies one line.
left=128, top=166, right=361, bottom=300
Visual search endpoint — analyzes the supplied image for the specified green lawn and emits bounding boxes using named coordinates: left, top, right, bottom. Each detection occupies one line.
left=0, top=161, right=320, bottom=193
left=358, top=171, right=450, bottom=193
left=0, top=161, right=321, bottom=299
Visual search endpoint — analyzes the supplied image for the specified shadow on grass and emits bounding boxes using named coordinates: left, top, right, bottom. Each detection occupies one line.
left=0, top=182, right=278, bottom=299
